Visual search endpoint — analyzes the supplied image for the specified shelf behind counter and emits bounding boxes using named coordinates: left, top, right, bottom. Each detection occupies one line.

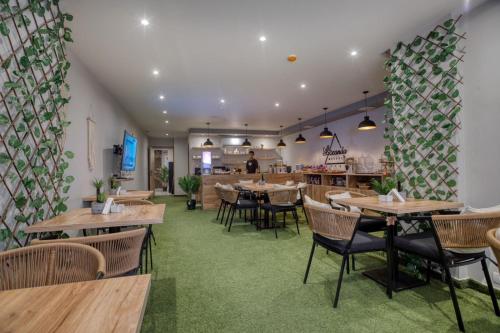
left=200, top=172, right=384, bottom=209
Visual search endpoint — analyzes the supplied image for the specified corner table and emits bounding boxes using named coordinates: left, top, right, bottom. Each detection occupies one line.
left=331, top=196, right=463, bottom=298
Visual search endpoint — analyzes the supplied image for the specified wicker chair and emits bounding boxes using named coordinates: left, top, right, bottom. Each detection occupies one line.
left=31, top=228, right=146, bottom=278
left=214, top=185, right=226, bottom=222
left=261, top=188, right=300, bottom=238
left=486, top=228, right=500, bottom=272
left=220, top=188, right=258, bottom=232
left=395, top=212, right=500, bottom=332
left=303, top=204, right=385, bottom=307
left=114, top=199, right=155, bottom=273
left=0, top=243, right=105, bottom=291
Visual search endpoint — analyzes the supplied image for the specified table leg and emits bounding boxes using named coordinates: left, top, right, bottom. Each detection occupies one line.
left=386, top=220, right=395, bottom=299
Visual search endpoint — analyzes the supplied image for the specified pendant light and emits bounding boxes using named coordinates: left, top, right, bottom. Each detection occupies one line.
left=277, top=125, right=286, bottom=147
left=358, top=90, right=377, bottom=131
left=319, top=107, right=333, bottom=139
left=203, top=122, right=213, bottom=147
left=295, top=117, right=306, bottom=144
left=241, top=123, right=252, bottom=147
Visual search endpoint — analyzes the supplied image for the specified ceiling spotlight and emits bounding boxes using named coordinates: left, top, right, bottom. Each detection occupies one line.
left=152, top=69, right=159, bottom=76
left=140, top=18, right=150, bottom=26
left=162, top=110, right=167, bottom=114
left=350, top=50, right=358, bottom=57
left=275, top=102, right=280, bottom=107
left=259, top=35, right=267, bottom=42
left=165, top=120, right=169, bottom=124
left=165, top=133, right=169, bottom=136
left=159, top=95, right=165, bottom=100
left=300, top=83, right=307, bottom=89
left=220, top=98, right=225, bottom=104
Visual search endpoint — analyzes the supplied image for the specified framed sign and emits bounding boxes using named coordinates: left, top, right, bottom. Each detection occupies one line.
left=322, top=134, right=347, bottom=165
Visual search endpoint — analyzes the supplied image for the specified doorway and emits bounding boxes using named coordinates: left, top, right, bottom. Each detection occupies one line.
left=149, top=147, right=174, bottom=196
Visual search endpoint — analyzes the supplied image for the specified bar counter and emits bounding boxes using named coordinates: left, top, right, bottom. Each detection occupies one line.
left=201, top=173, right=303, bottom=209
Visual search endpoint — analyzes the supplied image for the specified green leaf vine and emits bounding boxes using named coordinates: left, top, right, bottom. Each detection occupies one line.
left=0, top=0, right=74, bottom=249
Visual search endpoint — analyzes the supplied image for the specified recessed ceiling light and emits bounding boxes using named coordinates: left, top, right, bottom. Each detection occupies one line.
left=350, top=50, right=358, bottom=57
left=259, top=35, right=267, bottom=42
left=220, top=98, right=225, bottom=104
left=162, top=110, right=167, bottom=114
left=159, top=95, right=165, bottom=100
left=165, top=120, right=169, bottom=124
left=275, top=102, right=280, bottom=107
left=300, top=83, right=307, bottom=89
left=152, top=69, right=159, bottom=76
left=140, top=18, right=150, bottom=26
left=165, top=133, right=169, bottom=136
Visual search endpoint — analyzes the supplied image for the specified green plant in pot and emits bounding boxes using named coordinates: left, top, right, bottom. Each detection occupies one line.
left=159, top=166, right=169, bottom=191
left=371, top=175, right=403, bottom=202
left=178, top=175, right=201, bottom=210
left=91, top=178, right=107, bottom=214
left=109, top=177, right=121, bottom=194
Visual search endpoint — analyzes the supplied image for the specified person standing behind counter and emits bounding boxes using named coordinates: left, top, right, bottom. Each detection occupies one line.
left=245, top=150, right=259, bottom=174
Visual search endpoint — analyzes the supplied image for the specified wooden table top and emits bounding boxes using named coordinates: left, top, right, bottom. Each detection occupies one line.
left=332, top=196, right=463, bottom=215
left=82, top=190, right=154, bottom=202
left=25, top=204, right=165, bottom=233
left=0, top=274, right=151, bottom=333
left=238, top=183, right=277, bottom=193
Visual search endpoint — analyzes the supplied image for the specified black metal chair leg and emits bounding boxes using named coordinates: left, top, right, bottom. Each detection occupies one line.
left=228, top=206, right=236, bottom=232
left=225, top=206, right=232, bottom=226
left=303, top=242, right=316, bottom=284
left=149, top=230, right=153, bottom=271
left=151, top=228, right=157, bottom=246
left=220, top=203, right=227, bottom=224
left=443, top=265, right=465, bottom=332
left=481, top=258, right=500, bottom=316
left=426, top=260, right=431, bottom=283
left=216, top=200, right=223, bottom=220
left=333, top=255, right=348, bottom=308
left=346, top=255, right=350, bottom=275
left=293, top=209, right=300, bottom=234
left=272, top=211, right=278, bottom=238
left=351, top=255, right=356, bottom=271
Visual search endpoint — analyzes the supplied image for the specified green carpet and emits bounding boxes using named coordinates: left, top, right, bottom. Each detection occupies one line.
left=142, top=196, right=500, bottom=332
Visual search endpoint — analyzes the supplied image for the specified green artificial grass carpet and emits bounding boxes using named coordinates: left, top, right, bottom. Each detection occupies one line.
left=142, top=196, right=500, bottom=332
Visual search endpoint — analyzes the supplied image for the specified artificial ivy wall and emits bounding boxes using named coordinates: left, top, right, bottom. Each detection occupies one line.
left=0, top=0, right=74, bottom=249
left=383, top=17, right=464, bottom=201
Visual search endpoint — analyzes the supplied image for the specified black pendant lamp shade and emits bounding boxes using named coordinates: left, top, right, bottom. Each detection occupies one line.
left=277, top=125, right=286, bottom=147
left=203, top=122, right=213, bottom=147
left=295, top=117, right=306, bottom=143
left=319, top=107, right=333, bottom=139
left=242, top=123, right=252, bottom=147
left=358, top=90, right=377, bottom=131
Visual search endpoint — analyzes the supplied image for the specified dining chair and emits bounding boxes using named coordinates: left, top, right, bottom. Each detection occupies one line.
left=303, top=204, right=386, bottom=307
left=114, top=199, right=155, bottom=273
left=261, top=188, right=300, bottom=238
left=394, top=212, right=500, bottom=332
left=295, top=184, right=309, bottom=224
left=214, top=184, right=226, bottom=222
left=220, top=188, right=258, bottom=232
left=31, top=228, right=146, bottom=278
left=0, top=243, right=105, bottom=291
left=486, top=228, right=500, bottom=272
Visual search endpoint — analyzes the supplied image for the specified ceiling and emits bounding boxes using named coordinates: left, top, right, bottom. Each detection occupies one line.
left=63, top=0, right=477, bottom=138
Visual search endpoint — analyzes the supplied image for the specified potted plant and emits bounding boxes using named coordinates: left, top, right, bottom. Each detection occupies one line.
left=91, top=178, right=107, bottom=214
left=371, top=175, right=402, bottom=202
left=178, top=175, right=201, bottom=210
left=109, top=177, right=121, bottom=195
left=159, top=166, right=169, bottom=192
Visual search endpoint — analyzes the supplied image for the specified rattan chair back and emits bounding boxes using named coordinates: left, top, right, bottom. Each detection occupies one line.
left=31, top=228, right=146, bottom=278
left=0, top=243, right=105, bottom=291
left=432, top=212, right=500, bottom=249
left=325, top=190, right=366, bottom=200
left=114, top=199, right=154, bottom=206
left=267, top=189, right=298, bottom=205
left=486, top=228, right=500, bottom=272
left=304, top=204, right=360, bottom=240
left=220, top=188, right=239, bottom=204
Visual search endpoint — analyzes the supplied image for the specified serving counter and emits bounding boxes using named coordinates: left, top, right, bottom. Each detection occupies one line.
left=201, top=173, right=303, bottom=209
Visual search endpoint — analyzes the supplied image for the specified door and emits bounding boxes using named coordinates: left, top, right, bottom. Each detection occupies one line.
left=148, top=147, right=174, bottom=194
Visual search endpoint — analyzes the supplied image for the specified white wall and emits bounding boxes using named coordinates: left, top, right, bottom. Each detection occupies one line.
left=65, top=53, right=148, bottom=209
left=456, top=1, right=500, bottom=287
left=281, top=107, right=387, bottom=168
left=173, top=137, right=189, bottom=195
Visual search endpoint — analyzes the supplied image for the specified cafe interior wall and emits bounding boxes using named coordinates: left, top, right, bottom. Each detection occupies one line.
left=281, top=107, right=387, bottom=171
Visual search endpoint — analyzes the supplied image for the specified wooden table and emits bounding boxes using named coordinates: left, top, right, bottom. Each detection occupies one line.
left=82, top=190, right=154, bottom=203
left=0, top=274, right=151, bottom=333
left=331, top=196, right=463, bottom=298
left=25, top=204, right=165, bottom=233
left=237, top=183, right=277, bottom=193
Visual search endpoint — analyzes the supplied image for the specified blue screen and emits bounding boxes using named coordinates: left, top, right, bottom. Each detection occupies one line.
left=121, top=132, right=138, bottom=171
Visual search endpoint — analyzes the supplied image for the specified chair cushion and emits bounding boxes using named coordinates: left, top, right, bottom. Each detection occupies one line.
left=358, top=217, right=386, bottom=233
left=314, top=232, right=386, bottom=254
left=326, top=192, right=361, bottom=213
left=394, top=232, right=485, bottom=263
left=304, top=195, right=332, bottom=210
left=462, top=204, right=500, bottom=214
left=285, top=180, right=295, bottom=186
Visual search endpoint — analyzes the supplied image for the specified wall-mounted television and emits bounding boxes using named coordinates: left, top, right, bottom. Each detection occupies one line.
left=121, top=131, right=138, bottom=171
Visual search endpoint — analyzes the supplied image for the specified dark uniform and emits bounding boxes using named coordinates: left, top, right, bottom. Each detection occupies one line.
left=246, top=158, right=259, bottom=174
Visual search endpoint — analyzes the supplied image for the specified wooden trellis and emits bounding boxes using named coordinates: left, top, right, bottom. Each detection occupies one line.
left=384, top=16, right=465, bottom=200
left=0, top=0, right=74, bottom=249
